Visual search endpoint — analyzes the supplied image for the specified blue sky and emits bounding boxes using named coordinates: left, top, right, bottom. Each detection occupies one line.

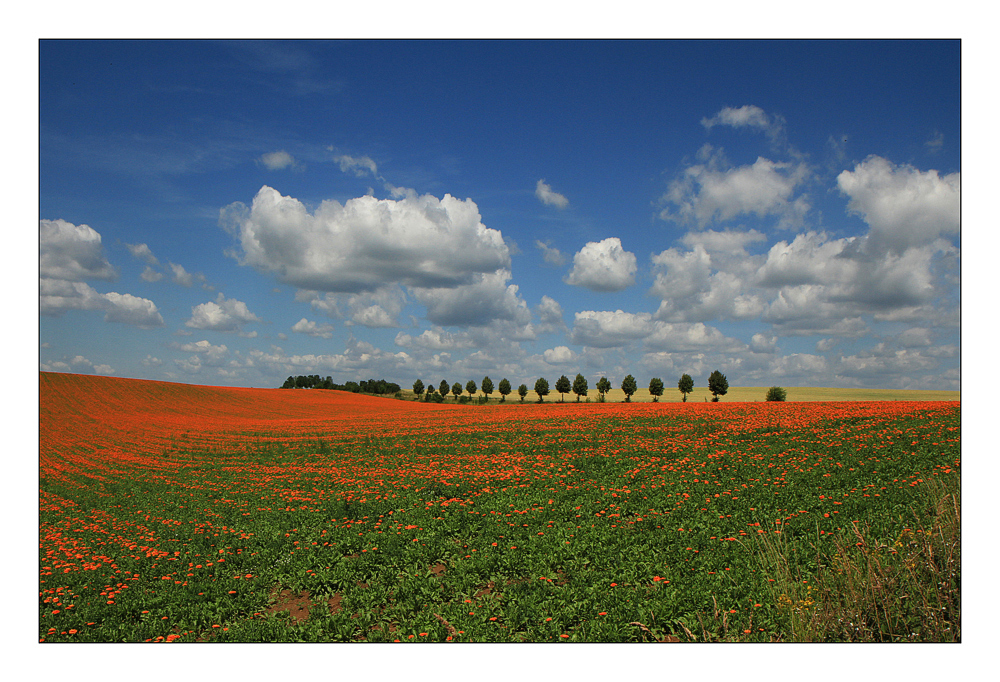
left=38, top=39, right=962, bottom=391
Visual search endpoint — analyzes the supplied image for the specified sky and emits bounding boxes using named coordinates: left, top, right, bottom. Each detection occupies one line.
left=37, top=38, right=963, bottom=392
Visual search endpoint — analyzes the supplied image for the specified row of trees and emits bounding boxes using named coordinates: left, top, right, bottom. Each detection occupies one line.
left=279, top=375, right=401, bottom=395
left=411, top=370, right=731, bottom=404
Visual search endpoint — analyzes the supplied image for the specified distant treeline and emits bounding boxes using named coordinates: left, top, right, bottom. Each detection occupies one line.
left=279, top=375, right=401, bottom=395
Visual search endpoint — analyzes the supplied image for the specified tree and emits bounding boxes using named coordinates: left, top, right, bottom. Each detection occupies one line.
left=518, top=383, right=528, bottom=403
left=440, top=379, right=450, bottom=397
left=452, top=382, right=463, bottom=401
left=765, top=386, right=787, bottom=402
left=466, top=379, right=477, bottom=398
left=481, top=376, right=494, bottom=402
left=412, top=379, right=425, bottom=397
left=572, top=373, right=588, bottom=402
left=498, top=378, right=511, bottom=403
left=281, top=376, right=296, bottom=389
left=708, top=370, right=729, bottom=402
left=677, top=374, right=694, bottom=402
left=534, top=377, right=550, bottom=403
left=554, top=375, right=571, bottom=402
left=621, top=374, right=637, bottom=402
left=596, top=377, right=611, bottom=402
left=426, top=384, right=435, bottom=395
left=649, top=377, right=664, bottom=402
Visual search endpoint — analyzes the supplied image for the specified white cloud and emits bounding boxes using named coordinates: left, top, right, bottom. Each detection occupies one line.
left=649, top=244, right=764, bottom=322
left=41, top=355, right=114, bottom=375
left=291, top=318, right=334, bottom=339
left=570, top=310, right=654, bottom=348
left=345, top=286, right=406, bottom=328
left=535, top=239, right=567, bottom=267
left=260, top=150, right=295, bottom=170
left=39, top=278, right=164, bottom=328
left=141, top=266, right=163, bottom=282
left=750, top=333, right=777, bottom=354
left=175, top=340, right=230, bottom=363
left=224, top=185, right=511, bottom=294
left=535, top=179, right=568, bottom=208
left=333, top=154, right=378, bottom=177
left=534, top=295, right=566, bottom=334
left=701, top=105, right=772, bottom=132
left=644, top=322, right=746, bottom=354
left=661, top=154, right=811, bottom=229
left=543, top=346, right=576, bottom=364
left=39, top=219, right=117, bottom=281
left=410, top=270, right=531, bottom=327
left=679, top=228, right=766, bottom=255
left=394, top=328, right=475, bottom=351
left=125, top=242, right=159, bottom=266
left=837, top=155, right=960, bottom=253
left=169, top=262, right=194, bottom=287
left=185, top=293, right=261, bottom=332
left=565, top=238, right=637, bottom=292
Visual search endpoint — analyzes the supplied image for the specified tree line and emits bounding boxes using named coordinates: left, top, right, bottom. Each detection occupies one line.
left=410, top=370, right=733, bottom=403
left=279, top=375, right=401, bottom=395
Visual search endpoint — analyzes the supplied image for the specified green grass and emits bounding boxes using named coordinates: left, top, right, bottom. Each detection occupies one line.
left=40, top=401, right=960, bottom=643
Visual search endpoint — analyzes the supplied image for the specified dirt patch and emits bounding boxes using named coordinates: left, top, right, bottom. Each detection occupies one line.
left=474, top=581, right=496, bottom=598
left=429, top=563, right=447, bottom=577
left=267, top=587, right=315, bottom=622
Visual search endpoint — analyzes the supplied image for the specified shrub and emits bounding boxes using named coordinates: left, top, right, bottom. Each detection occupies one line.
left=765, top=386, right=787, bottom=402
left=707, top=370, right=729, bottom=402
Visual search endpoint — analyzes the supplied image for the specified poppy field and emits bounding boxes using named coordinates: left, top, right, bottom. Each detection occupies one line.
left=39, top=372, right=960, bottom=643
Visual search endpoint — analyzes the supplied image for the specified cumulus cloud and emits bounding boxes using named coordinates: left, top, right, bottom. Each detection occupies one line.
left=535, top=179, right=568, bottom=208
left=169, top=262, right=194, bottom=287
left=41, top=355, right=114, bottom=375
left=224, top=185, right=511, bottom=294
left=570, top=310, right=654, bottom=348
left=535, top=239, right=567, bottom=267
left=174, top=340, right=230, bottom=363
left=291, top=318, right=335, bottom=339
left=837, top=156, right=960, bottom=253
left=661, top=153, right=811, bottom=229
left=534, top=295, right=566, bottom=334
left=185, top=293, right=261, bottom=332
left=39, top=219, right=117, bottom=281
left=39, top=278, right=164, bottom=328
left=141, top=266, right=163, bottom=282
left=543, top=346, right=576, bottom=364
left=410, top=270, right=531, bottom=327
left=644, top=322, right=746, bottom=354
left=333, top=154, right=378, bottom=177
left=649, top=243, right=763, bottom=322
left=565, top=238, right=637, bottom=292
left=394, top=328, right=475, bottom=350
left=260, top=150, right=295, bottom=170
left=701, top=105, right=772, bottom=132
left=125, top=242, right=159, bottom=266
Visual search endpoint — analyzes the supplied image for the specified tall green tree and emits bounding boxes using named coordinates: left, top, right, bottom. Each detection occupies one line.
left=708, top=370, right=729, bottom=402
left=554, top=375, right=571, bottom=402
left=649, top=377, right=664, bottom=402
left=481, top=376, right=494, bottom=401
left=518, top=383, right=528, bottom=403
left=534, top=377, right=550, bottom=403
left=572, top=373, right=588, bottom=402
left=596, top=377, right=611, bottom=402
left=412, top=379, right=425, bottom=396
left=498, top=378, right=511, bottom=403
left=677, top=374, right=694, bottom=402
left=452, top=382, right=463, bottom=401
left=440, top=379, right=450, bottom=397
left=466, top=379, right=477, bottom=398
left=621, top=374, right=637, bottom=402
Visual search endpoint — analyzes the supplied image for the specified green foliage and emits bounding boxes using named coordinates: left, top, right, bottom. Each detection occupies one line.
left=649, top=377, right=664, bottom=401
left=518, top=384, right=528, bottom=402
left=677, top=374, right=694, bottom=402
left=439, top=380, right=450, bottom=397
left=707, top=370, right=729, bottom=402
left=621, top=374, right=637, bottom=402
left=452, top=382, right=463, bottom=400
left=481, top=376, right=494, bottom=400
left=498, top=378, right=511, bottom=402
left=412, top=379, right=424, bottom=396
left=596, top=377, right=611, bottom=402
left=466, top=379, right=477, bottom=397
left=765, top=386, right=787, bottom=402
left=534, top=377, right=550, bottom=402
left=572, top=374, right=588, bottom=402
left=554, top=375, right=571, bottom=401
